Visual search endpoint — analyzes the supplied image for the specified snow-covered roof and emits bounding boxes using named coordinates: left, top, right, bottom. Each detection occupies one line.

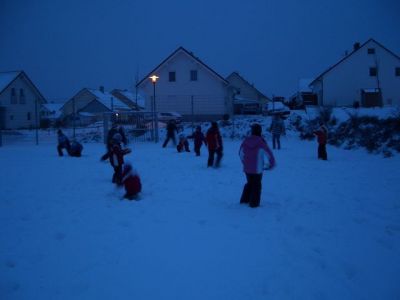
left=0, top=71, right=21, bottom=94
left=42, top=103, right=63, bottom=118
left=88, top=89, right=131, bottom=110
left=119, top=90, right=145, bottom=108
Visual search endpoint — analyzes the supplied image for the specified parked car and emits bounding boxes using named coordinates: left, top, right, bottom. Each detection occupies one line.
left=157, top=112, right=183, bottom=123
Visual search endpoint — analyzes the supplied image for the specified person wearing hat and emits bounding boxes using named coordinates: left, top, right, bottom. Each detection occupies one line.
left=57, top=129, right=71, bottom=157
left=239, top=123, right=276, bottom=208
left=109, top=133, right=131, bottom=185
left=313, top=121, right=328, bottom=160
left=206, top=121, right=223, bottom=167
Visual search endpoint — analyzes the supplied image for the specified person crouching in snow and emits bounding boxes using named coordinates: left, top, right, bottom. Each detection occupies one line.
left=121, top=163, right=142, bottom=200
left=187, top=126, right=207, bottom=156
left=109, top=133, right=131, bottom=185
left=239, top=123, right=276, bottom=208
left=313, top=121, right=328, bottom=160
left=68, top=140, right=83, bottom=157
left=57, top=129, right=71, bottom=156
left=177, top=134, right=190, bottom=152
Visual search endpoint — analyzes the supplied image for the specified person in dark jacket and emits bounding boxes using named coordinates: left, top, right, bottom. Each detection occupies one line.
left=188, top=126, right=207, bottom=156
left=121, top=163, right=142, bottom=200
left=162, top=120, right=178, bottom=148
left=109, top=133, right=131, bottom=185
left=68, top=140, right=83, bottom=157
left=57, top=129, right=71, bottom=156
left=177, top=134, right=190, bottom=152
left=101, top=124, right=127, bottom=161
left=206, top=121, right=223, bottom=168
left=314, top=122, right=328, bottom=160
left=239, top=123, right=276, bottom=208
left=269, top=114, right=285, bottom=150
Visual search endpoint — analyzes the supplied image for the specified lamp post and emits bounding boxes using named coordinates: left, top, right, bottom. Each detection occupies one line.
left=149, top=75, right=159, bottom=143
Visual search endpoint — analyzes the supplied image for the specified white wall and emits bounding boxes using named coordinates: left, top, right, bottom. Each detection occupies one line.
left=0, top=75, right=40, bottom=129
left=139, top=50, right=230, bottom=116
left=313, top=40, right=400, bottom=107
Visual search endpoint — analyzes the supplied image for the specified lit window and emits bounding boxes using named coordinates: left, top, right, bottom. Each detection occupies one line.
left=169, top=72, right=176, bottom=82
left=369, top=67, right=377, bottom=77
left=190, top=70, right=198, bottom=81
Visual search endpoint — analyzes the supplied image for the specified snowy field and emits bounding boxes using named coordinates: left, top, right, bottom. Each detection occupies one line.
left=1, top=133, right=400, bottom=299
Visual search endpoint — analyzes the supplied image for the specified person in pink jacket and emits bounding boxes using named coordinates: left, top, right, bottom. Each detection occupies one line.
left=239, top=123, right=276, bottom=208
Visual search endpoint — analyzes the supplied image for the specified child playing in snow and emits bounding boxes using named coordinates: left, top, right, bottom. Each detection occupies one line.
left=121, top=163, right=142, bottom=200
left=57, top=129, right=71, bottom=156
left=187, top=126, right=207, bottom=156
left=313, top=121, right=328, bottom=160
left=177, top=134, right=190, bottom=152
left=109, top=133, right=131, bottom=185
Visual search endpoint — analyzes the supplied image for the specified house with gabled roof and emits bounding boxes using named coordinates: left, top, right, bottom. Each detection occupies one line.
left=136, top=46, right=233, bottom=120
left=309, top=38, right=400, bottom=107
left=0, top=71, right=46, bottom=129
left=111, top=89, right=145, bottom=111
left=226, top=71, right=270, bottom=114
left=61, top=87, right=132, bottom=125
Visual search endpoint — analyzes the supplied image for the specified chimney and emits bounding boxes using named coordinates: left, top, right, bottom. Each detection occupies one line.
left=353, top=42, right=361, bottom=51
left=99, top=86, right=105, bottom=93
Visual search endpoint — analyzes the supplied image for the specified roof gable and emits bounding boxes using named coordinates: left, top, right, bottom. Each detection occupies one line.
left=0, top=70, right=47, bottom=102
left=227, top=71, right=270, bottom=100
left=136, top=47, right=229, bottom=87
left=310, top=38, right=400, bottom=85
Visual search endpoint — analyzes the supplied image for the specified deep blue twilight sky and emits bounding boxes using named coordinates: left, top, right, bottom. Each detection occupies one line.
left=1, top=0, right=399, bottom=101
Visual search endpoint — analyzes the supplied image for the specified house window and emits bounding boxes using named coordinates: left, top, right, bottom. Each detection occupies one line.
left=27, top=112, right=31, bottom=120
left=169, top=71, right=176, bottom=82
left=369, top=67, right=377, bottom=77
left=10, top=115, right=14, bottom=120
left=395, top=67, right=400, bottom=77
left=11, top=88, right=17, bottom=104
left=367, top=48, right=375, bottom=54
left=190, top=70, right=198, bottom=81
left=19, top=89, right=26, bottom=104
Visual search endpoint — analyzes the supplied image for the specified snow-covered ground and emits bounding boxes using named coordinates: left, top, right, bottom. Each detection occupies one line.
left=1, top=131, right=400, bottom=299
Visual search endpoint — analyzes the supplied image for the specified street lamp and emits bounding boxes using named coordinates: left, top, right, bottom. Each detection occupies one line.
left=149, top=75, right=159, bottom=143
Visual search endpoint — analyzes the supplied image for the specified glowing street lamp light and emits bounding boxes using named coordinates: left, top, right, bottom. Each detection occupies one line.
left=149, top=75, right=159, bottom=143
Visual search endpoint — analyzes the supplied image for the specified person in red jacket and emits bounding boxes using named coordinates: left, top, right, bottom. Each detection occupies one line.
left=239, top=123, right=276, bottom=208
left=109, top=133, right=131, bottom=185
left=314, top=122, right=328, bottom=160
left=206, top=121, right=223, bottom=168
left=121, top=163, right=142, bottom=200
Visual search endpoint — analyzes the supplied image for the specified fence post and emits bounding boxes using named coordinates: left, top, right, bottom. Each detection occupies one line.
left=191, top=95, right=194, bottom=133
left=35, top=98, right=39, bottom=145
left=72, top=97, right=76, bottom=138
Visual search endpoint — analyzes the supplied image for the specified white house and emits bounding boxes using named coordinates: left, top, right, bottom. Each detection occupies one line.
left=61, top=87, right=132, bottom=125
left=309, top=39, right=400, bottom=107
left=136, top=47, right=232, bottom=120
left=226, top=71, right=270, bottom=114
left=0, top=71, right=46, bottom=129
